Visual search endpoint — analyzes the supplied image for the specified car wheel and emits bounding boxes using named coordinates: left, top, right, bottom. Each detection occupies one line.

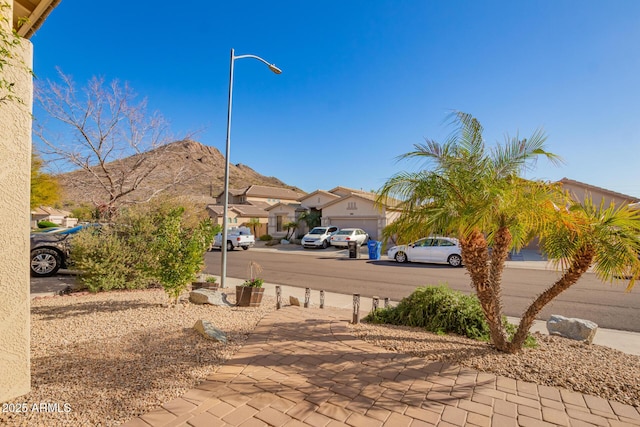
left=30, top=248, right=62, bottom=277
left=395, top=251, right=408, bottom=263
left=226, top=241, right=234, bottom=251
left=448, top=254, right=463, bottom=267
left=241, top=246, right=249, bottom=250
left=322, top=240, right=329, bottom=249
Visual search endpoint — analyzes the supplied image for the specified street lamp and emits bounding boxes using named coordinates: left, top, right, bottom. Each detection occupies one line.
left=221, top=48, right=282, bottom=288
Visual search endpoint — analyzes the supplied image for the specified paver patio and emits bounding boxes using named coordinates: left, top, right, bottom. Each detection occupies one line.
left=122, top=306, right=640, bottom=427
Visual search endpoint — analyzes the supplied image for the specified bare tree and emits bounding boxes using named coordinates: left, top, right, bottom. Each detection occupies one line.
left=34, top=69, right=187, bottom=219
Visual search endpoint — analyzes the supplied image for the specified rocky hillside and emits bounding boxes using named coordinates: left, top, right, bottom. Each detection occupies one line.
left=57, top=139, right=300, bottom=207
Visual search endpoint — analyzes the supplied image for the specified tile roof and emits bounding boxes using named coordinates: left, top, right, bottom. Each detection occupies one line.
left=244, top=185, right=305, bottom=199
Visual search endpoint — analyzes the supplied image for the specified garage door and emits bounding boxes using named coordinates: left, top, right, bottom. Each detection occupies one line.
left=330, top=218, right=379, bottom=240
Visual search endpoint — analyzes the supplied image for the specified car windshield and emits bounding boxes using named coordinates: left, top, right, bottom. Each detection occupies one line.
left=335, top=230, right=352, bottom=236
left=309, top=228, right=327, bottom=235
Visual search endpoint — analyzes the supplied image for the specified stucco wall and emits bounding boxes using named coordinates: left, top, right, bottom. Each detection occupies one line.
left=561, top=182, right=635, bottom=208
left=299, top=192, right=338, bottom=209
left=267, top=204, right=296, bottom=236
left=0, top=3, right=32, bottom=401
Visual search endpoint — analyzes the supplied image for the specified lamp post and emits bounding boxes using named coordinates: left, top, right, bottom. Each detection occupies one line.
left=221, top=48, right=281, bottom=288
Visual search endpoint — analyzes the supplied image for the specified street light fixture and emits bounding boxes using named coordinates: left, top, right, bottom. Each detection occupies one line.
left=221, top=48, right=281, bottom=288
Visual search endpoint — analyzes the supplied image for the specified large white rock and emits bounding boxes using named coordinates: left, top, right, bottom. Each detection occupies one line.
left=547, top=315, right=598, bottom=344
left=189, top=289, right=233, bottom=306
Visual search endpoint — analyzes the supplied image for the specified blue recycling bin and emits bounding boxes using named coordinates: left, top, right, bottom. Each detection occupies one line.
left=367, top=240, right=382, bottom=260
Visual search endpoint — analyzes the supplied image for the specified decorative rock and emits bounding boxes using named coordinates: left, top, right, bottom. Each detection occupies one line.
left=189, top=289, right=233, bottom=306
left=547, top=314, right=598, bottom=344
left=290, top=296, right=300, bottom=306
left=193, top=319, right=227, bottom=343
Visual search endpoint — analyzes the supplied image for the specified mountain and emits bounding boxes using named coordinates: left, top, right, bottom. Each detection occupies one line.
left=57, top=139, right=302, bottom=207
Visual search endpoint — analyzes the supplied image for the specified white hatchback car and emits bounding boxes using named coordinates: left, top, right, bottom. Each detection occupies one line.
left=387, top=236, right=463, bottom=267
left=329, top=228, right=369, bottom=247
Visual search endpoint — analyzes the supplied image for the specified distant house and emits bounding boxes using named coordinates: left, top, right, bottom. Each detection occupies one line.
left=207, top=185, right=305, bottom=237
left=558, top=178, right=639, bottom=207
left=268, top=186, right=399, bottom=241
left=30, top=206, right=78, bottom=228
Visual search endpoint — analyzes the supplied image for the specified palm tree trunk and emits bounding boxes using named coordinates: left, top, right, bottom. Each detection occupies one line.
left=461, top=229, right=509, bottom=351
left=486, top=226, right=511, bottom=348
left=507, top=247, right=594, bottom=353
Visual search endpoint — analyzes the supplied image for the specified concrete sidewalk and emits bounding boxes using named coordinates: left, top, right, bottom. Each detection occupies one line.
left=121, top=303, right=640, bottom=427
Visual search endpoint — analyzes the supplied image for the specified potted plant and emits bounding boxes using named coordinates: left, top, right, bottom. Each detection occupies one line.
left=236, top=261, right=265, bottom=307
left=192, top=275, right=219, bottom=291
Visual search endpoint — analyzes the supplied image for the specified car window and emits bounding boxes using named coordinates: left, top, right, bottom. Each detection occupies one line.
left=335, top=230, right=351, bottom=235
left=438, top=239, right=455, bottom=246
left=328, top=227, right=338, bottom=233
left=309, top=228, right=326, bottom=235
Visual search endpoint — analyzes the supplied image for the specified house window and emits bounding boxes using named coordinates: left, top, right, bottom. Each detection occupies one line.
left=347, top=201, right=357, bottom=210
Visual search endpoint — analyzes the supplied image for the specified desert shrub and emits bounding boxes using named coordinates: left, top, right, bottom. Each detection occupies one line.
left=37, top=220, right=58, bottom=228
left=365, top=285, right=492, bottom=340
left=69, top=199, right=218, bottom=295
left=259, top=234, right=273, bottom=241
left=366, top=285, right=536, bottom=347
left=69, top=226, right=153, bottom=292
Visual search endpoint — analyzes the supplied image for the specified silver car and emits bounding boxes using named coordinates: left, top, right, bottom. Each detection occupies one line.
left=387, top=236, right=463, bottom=267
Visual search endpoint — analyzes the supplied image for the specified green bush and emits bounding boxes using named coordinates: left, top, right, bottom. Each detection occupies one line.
left=151, top=207, right=217, bottom=303
left=365, top=285, right=492, bottom=340
left=365, top=285, right=536, bottom=347
left=69, top=199, right=219, bottom=297
left=259, top=234, right=273, bottom=241
left=70, top=227, right=153, bottom=292
left=37, top=220, right=58, bottom=228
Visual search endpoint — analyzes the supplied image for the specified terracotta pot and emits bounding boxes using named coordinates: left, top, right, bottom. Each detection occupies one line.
left=235, top=286, right=264, bottom=307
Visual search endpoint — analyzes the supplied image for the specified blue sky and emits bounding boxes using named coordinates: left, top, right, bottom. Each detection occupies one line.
left=31, top=1, right=640, bottom=197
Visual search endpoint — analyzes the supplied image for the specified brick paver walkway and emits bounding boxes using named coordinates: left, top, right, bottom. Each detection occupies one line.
left=122, top=306, right=640, bottom=427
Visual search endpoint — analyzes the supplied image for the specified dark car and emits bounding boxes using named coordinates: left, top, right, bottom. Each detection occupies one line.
left=30, top=224, right=99, bottom=277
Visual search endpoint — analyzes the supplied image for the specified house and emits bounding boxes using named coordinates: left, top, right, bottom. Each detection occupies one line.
left=559, top=178, right=639, bottom=207
left=268, top=186, right=399, bottom=241
left=207, top=185, right=305, bottom=237
left=31, top=206, right=78, bottom=228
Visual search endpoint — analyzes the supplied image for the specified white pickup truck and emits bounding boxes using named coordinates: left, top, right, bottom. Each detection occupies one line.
left=212, top=227, right=255, bottom=251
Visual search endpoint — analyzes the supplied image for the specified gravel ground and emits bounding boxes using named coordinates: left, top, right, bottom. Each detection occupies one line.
left=350, top=322, right=640, bottom=408
left=1, top=289, right=275, bottom=427
left=2, top=289, right=638, bottom=426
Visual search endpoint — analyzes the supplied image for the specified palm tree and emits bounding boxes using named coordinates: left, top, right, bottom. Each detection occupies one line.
left=378, top=112, right=640, bottom=353
left=508, top=198, right=640, bottom=349
left=247, top=218, right=261, bottom=237
left=284, top=221, right=298, bottom=240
